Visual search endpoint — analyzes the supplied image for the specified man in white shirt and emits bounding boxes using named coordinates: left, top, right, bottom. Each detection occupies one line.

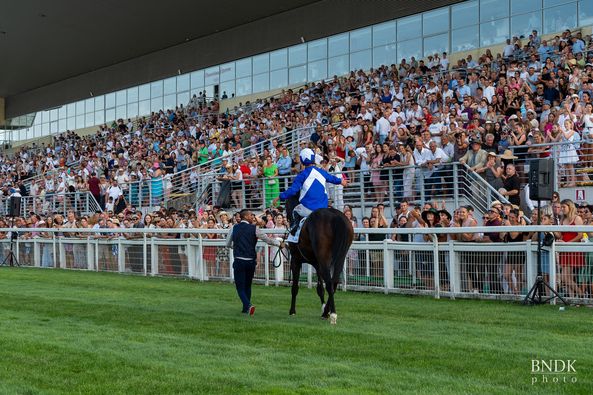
left=503, top=39, right=515, bottom=59
left=108, top=180, right=123, bottom=202
left=413, top=139, right=434, bottom=200
left=375, top=109, right=391, bottom=144
left=426, top=141, right=450, bottom=199
left=483, top=79, right=496, bottom=103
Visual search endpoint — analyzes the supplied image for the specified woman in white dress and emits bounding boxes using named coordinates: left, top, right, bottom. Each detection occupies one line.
left=558, top=119, right=579, bottom=187
left=398, top=142, right=415, bottom=199
left=581, top=103, right=593, bottom=168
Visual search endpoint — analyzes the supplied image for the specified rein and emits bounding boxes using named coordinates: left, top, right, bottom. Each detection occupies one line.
left=272, top=229, right=290, bottom=268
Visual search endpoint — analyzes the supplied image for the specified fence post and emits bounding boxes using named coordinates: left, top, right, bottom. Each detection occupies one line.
left=307, top=263, right=313, bottom=289
left=150, top=238, right=157, bottom=276
left=117, top=238, right=124, bottom=273
left=448, top=240, right=457, bottom=297
left=550, top=241, right=557, bottom=305
left=198, top=235, right=206, bottom=281
left=33, top=239, right=40, bottom=267
left=525, top=240, right=535, bottom=293
left=432, top=235, right=440, bottom=299
left=86, top=237, right=94, bottom=271
left=383, top=239, right=393, bottom=294
left=94, top=239, right=99, bottom=272
left=453, top=164, right=459, bottom=209
left=143, top=234, right=147, bottom=276
left=187, top=237, right=194, bottom=279
left=58, top=236, right=66, bottom=269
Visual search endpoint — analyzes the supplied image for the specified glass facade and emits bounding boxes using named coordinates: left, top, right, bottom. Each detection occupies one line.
left=6, top=0, right=593, bottom=141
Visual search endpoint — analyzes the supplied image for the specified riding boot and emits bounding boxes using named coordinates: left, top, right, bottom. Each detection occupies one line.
left=290, top=212, right=303, bottom=236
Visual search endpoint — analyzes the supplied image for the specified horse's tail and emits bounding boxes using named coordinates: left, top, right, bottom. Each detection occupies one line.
left=328, top=213, right=351, bottom=283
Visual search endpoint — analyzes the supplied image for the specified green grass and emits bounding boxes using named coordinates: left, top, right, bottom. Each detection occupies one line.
left=0, top=268, right=590, bottom=395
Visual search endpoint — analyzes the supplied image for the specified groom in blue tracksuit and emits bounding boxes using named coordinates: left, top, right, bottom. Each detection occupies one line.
left=272, top=148, right=347, bottom=240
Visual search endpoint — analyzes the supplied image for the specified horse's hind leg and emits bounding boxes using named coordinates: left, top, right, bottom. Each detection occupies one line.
left=325, top=278, right=338, bottom=325
left=289, top=261, right=301, bottom=316
left=316, top=274, right=327, bottom=317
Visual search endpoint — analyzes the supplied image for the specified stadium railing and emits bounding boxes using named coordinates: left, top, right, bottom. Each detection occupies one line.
left=6, top=225, right=592, bottom=304
left=196, top=162, right=511, bottom=218
left=0, top=192, right=101, bottom=217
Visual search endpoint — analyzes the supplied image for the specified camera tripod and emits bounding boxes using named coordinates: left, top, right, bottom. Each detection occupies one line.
left=0, top=217, right=20, bottom=267
left=523, top=200, right=566, bottom=306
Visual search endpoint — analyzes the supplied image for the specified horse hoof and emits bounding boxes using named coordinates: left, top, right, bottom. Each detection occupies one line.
left=329, top=313, right=337, bottom=325
left=321, top=316, right=328, bottom=320
left=289, top=312, right=296, bottom=316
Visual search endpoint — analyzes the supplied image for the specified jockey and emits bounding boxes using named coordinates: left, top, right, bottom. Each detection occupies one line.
left=272, top=148, right=347, bottom=237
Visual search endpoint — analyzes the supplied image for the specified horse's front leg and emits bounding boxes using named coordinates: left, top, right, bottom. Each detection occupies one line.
left=289, top=260, right=301, bottom=315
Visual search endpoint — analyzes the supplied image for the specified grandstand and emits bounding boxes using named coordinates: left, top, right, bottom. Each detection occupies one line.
left=0, top=1, right=592, bottom=301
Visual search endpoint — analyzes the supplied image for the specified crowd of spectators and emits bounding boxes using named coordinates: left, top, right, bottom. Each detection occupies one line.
left=0, top=27, right=591, bottom=296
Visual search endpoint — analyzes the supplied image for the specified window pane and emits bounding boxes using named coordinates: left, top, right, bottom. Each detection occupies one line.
left=220, top=80, right=235, bottom=99
left=105, top=109, right=115, bottom=124
left=58, top=106, right=67, bottom=120
left=580, top=0, right=593, bottom=26
left=397, top=39, right=422, bottom=62
left=177, top=74, right=189, bottom=91
left=236, top=58, right=252, bottom=78
left=76, top=101, right=85, bottom=116
left=51, top=121, right=59, bottom=133
left=85, top=98, right=94, bottom=113
left=42, top=122, right=50, bottom=134
left=236, top=76, right=252, bottom=96
left=151, top=81, right=163, bottom=98
left=373, top=44, right=397, bottom=68
left=204, top=66, right=219, bottom=85
left=139, top=84, right=150, bottom=101
left=127, top=86, right=139, bottom=103
left=253, top=73, right=269, bottom=93
left=116, top=105, right=126, bottom=120
left=511, top=0, right=540, bottom=14
left=270, top=69, right=287, bottom=89
left=67, top=117, right=75, bottom=130
left=163, top=94, right=176, bottom=110
left=190, top=70, right=204, bottom=89
left=289, top=65, right=307, bottom=85
left=150, top=97, right=162, bottom=113
left=373, top=21, right=396, bottom=46
left=328, top=33, right=349, bottom=57
left=544, top=0, right=572, bottom=6
left=139, top=100, right=150, bottom=116
left=350, top=27, right=371, bottom=52
left=452, top=0, right=479, bottom=28
left=76, top=115, right=84, bottom=129
left=270, top=48, right=287, bottom=70
left=127, top=102, right=139, bottom=119
left=220, top=62, right=235, bottom=82
left=177, top=91, right=189, bottom=107
left=58, top=119, right=66, bottom=132
left=328, top=54, right=349, bottom=77
left=543, top=4, right=576, bottom=34
left=253, top=53, right=269, bottom=74
left=84, top=113, right=93, bottom=128
left=511, top=11, right=542, bottom=38
left=116, top=90, right=127, bottom=106
left=289, top=44, right=307, bottom=66
left=424, top=33, right=449, bottom=57
left=350, top=49, right=371, bottom=71
left=50, top=108, right=58, bottom=121
left=308, top=38, right=327, bottom=62
left=452, top=26, right=480, bottom=52
left=308, top=59, right=327, bottom=81
left=397, top=15, right=422, bottom=41
left=92, top=96, right=103, bottom=112
left=480, top=0, right=509, bottom=22
left=480, top=18, right=509, bottom=46
left=163, top=77, right=176, bottom=95
left=423, top=7, right=449, bottom=36
left=95, top=110, right=104, bottom=125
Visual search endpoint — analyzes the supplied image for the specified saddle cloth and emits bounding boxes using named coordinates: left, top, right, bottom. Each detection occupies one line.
left=287, top=217, right=307, bottom=243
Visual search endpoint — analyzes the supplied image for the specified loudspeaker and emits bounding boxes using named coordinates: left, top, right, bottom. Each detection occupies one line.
left=529, top=158, right=555, bottom=201
left=8, top=196, right=21, bottom=217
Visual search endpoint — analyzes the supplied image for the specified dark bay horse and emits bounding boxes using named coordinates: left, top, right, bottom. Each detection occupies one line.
left=285, top=196, right=354, bottom=324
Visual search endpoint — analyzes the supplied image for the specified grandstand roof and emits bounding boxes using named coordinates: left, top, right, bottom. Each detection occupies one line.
left=1, top=0, right=460, bottom=118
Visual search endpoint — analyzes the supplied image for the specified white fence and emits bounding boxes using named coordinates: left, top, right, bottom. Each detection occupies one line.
left=4, top=225, right=592, bottom=304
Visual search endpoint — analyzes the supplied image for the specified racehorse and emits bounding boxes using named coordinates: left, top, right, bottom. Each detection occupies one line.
left=285, top=196, right=354, bottom=325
